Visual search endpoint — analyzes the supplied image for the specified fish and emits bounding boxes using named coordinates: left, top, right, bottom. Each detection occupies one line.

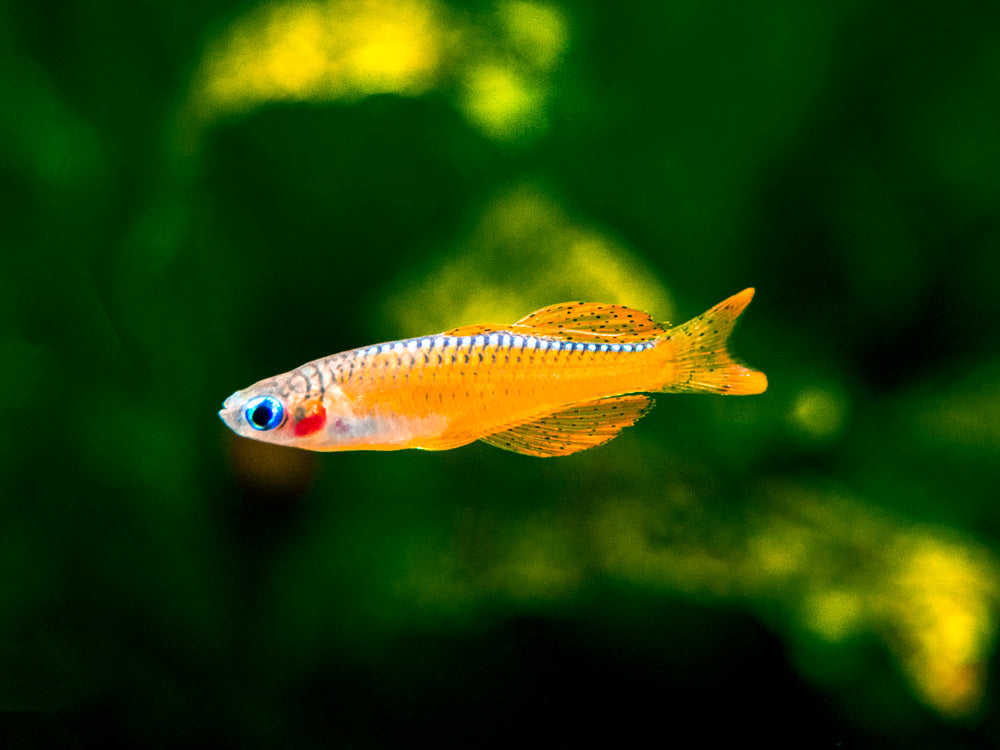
left=219, top=288, right=767, bottom=456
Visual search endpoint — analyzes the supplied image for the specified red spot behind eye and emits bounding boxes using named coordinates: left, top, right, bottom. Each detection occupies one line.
left=294, top=405, right=327, bottom=437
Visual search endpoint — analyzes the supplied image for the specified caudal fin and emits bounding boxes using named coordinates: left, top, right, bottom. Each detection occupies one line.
left=659, top=288, right=768, bottom=395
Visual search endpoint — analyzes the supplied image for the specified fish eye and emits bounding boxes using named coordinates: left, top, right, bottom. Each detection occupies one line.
left=244, top=396, right=284, bottom=431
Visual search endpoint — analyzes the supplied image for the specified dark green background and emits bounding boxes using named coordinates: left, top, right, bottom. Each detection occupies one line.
left=3, top=0, right=999, bottom=746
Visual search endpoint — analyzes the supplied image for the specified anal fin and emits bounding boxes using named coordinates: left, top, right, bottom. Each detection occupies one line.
left=480, top=395, right=653, bottom=457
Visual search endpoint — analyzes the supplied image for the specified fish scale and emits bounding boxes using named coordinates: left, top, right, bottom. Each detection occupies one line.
left=219, top=289, right=768, bottom=456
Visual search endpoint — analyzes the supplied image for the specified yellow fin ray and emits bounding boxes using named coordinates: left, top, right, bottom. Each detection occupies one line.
left=479, top=395, right=653, bottom=457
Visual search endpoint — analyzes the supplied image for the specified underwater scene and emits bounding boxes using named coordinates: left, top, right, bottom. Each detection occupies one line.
left=3, top=0, right=999, bottom=746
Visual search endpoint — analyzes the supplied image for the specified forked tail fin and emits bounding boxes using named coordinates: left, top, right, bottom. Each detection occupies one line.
left=659, top=288, right=768, bottom=395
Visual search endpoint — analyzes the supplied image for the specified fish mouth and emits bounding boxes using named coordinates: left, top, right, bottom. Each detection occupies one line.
left=219, top=391, right=242, bottom=429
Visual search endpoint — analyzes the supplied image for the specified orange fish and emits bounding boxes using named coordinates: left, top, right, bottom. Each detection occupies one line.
left=219, top=289, right=767, bottom=456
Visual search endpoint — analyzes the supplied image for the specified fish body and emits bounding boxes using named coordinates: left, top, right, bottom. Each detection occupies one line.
left=219, top=289, right=767, bottom=456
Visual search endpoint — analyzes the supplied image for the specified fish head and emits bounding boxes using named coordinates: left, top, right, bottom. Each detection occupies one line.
left=218, top=368, right=335, bottom=450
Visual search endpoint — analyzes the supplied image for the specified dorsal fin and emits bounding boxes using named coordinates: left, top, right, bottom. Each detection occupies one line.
left=439, top=323, right=505, bottom=337
left=479, top=394, right=653, bottom=457
left=511, top=302, right=668, bottom=343
left=440, top=302, right=669, bottom=343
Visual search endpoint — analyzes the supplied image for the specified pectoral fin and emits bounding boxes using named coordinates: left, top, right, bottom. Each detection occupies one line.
left=479, top=395, right=653, bottom=457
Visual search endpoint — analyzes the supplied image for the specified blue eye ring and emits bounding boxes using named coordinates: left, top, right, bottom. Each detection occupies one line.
left=244, top=396, right=285, bottom=431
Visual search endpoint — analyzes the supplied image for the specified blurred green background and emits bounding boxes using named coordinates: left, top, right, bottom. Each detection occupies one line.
left=3, top=0, right=1000, bottom=746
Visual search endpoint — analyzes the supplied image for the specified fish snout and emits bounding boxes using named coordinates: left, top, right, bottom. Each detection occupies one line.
left=219, top=391, right=244, bottom=431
